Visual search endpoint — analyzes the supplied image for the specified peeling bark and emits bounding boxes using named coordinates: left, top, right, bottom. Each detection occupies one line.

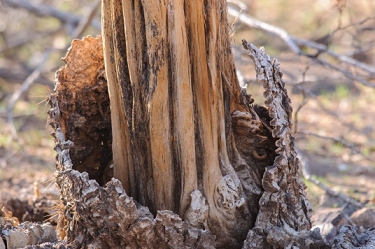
left=53, top=36, right=113, bottom=186
left=241, top=41, right=320, bottom=248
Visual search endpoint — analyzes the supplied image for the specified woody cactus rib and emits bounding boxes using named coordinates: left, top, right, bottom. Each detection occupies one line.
left=47, top=43, right=216, bottom=248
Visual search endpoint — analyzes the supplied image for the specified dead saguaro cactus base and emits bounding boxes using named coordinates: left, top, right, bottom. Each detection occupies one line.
left=48, top=36, right=216, bottom=249
left=46, top=32, right=326, bottom=247
left=42, top=1, right=347, bottom=248
left=44, top=35, right=375, bottom=248
left=45, top=0, right=328, bottom=247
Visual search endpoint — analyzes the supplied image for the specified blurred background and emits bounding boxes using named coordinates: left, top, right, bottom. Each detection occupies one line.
left=0, top=0, right=374, bottom=215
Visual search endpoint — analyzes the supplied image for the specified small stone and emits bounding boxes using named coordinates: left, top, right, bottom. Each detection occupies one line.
left=350, top=208, right=375, bottom=228
left=311, top=207, right=350, bottom=242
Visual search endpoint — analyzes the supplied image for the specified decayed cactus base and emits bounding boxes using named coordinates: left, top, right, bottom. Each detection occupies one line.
left=48, top=36, right=216, bottom=248
left=53, top=35, right=113, bottom=186
left=42, top=36, right=375, bottom=248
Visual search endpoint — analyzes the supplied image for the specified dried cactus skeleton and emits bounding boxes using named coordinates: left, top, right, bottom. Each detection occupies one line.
left=47, top=36, right=217, bottom=248
left=2, top=36, right=374, bottom=249
left=1, top=1, right=375, bottom=248
left=40, top=35, right=321, bottom=248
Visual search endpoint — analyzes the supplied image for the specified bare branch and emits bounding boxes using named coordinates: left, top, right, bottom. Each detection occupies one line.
left=293, top=89, right=308, bottom=134
left=0, top=28, right=62, bottom=53
left=6, top=49, right=52, bottom=139
left=3, top=0, right=101, bottom=31
left=298, top=149, right=364, bottom=209
left=298, top=131, right=373, bottom=161
left=305, top=55, right=375, bottom=88
left=71, top=0, right=101, bottom=39
left=227, top=4, right=301, bottom=54
left=327, top=16, right=375, bottom=47
left=0, top=68, right=52, bottom=85
left=227, top=0, right=248, bottom=11
left=227, top=5, right=375, bottom=85
left=294, top=36, right=375, bottom=75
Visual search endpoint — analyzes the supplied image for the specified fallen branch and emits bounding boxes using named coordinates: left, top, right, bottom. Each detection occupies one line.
left=333, top=226, right=375, bottom=248
left=298, top=131, right=373, bottom=162
left=6, top=49, right=52, bottom=139
left=293, top=66, right=310, bottom=134
left=227, top=4, right=375, bottom=88
left=0, top=68, right=51, bottom=85
left=297, top=149, right=364, bottom=209
left=1, top=222, right=57, bottom=249
left=70, top=0, right=101, bottom=39
left=3, top=0, right=101, bottom=31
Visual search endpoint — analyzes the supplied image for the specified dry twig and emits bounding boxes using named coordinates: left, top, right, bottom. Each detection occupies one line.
left=3, top=0, right=101, bottom=31
left=298, top=149, right=364, bottom=209
left=293, top=66, right=310, bottom=134
left=71, top=0, right=101, bottom=39
left=298, top=131, right=373, bottom=162
left=227, top=4, right=375, bottom=88
left=6, top=49, right=52, bottom=139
